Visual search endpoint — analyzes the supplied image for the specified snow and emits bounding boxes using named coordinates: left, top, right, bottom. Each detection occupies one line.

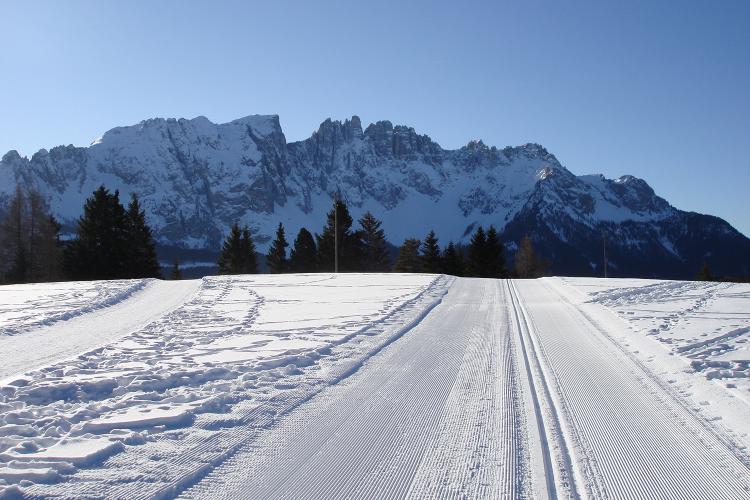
left=0, top=279, right=201, bottom=381
left=0, top=274, right=447, bottom=497
left=557, top=277, right=750, bottom=453
left=1, top=274, right=749, bottom=498
left=0, top=279, right=149, bottom=336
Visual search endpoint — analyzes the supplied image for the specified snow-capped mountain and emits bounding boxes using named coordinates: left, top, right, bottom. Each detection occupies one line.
left=1, top=114, right=748, bottom=278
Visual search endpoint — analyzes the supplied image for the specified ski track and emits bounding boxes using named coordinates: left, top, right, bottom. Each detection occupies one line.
left=2, top=275, right=749, bottom=498
left=181, top=279, right=530, bottom=500
left=514, top=278, right=750, bottom=499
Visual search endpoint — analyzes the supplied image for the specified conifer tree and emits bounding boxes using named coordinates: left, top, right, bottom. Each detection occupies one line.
left=467, top=226, right=487, bottom=277
left=266, top=223, right=289, bottom=273
left=217, top=223, right=258, bottom=274
left=484, top=225, right=506, bottom=278
left=357, top=212, right=390, bottom=272
left=240, top=227, right=258, bottom=273
left=290, top=227, right=318, bottom=272
left=125, top=193, right=162, bottom=278
left=421, top=230, right=442, bottom=273
left=441, top=241, right=464, bottom=277
left=65, top=186, right=130, bottom=280
left=316, top=199, right=361, bottom=272
left=393, top=238, right=422, bottom=273
left=514, top=235, right=548, bottom=278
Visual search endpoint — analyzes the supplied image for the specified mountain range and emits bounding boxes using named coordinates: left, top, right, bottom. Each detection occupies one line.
left=1, top=114, right=748, bottom=278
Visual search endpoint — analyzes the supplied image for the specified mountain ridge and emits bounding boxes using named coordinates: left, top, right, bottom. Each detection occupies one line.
left=1, top=113, right=747, bottom=278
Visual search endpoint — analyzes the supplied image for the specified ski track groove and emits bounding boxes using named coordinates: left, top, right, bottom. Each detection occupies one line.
left=515, top=279, right=750, bottom=499
left=506, top=280, right=577, bottom=499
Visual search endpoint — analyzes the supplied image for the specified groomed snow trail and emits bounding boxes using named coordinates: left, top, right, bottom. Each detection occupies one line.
left=181, top=278, right=534, bottom=500
left=0, top=280, right=201, bottom=381
left=3, top=275, right=749, bottom=498
left=513, top=279, right=750, bottom=499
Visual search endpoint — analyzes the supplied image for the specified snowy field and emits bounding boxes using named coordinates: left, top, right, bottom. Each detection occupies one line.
left=0, top=274, right=749, bottom=498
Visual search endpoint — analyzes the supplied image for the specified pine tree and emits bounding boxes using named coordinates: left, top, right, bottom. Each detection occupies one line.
left=170, top=259, right=183, bottom=280
left=240, top=227, right=259, bottom=273
left=484, top=225, right=506, bottom=278
left=420, top=230, right=442, bottom=273
left=316, top=199, right=361, bottom=272
left=125, top=193, right=162, bottom=278
left=266, top=223, right=289, bottom=273
left=393, top=238, right=422, bottom=273
left=217, top=223, right=258, bottom=274
left=514, top=235, right=548, bottom=278
left=357, top=212, right=390, bottom=272
left=467, top=226, right=487, bottom=277
left=697, top=262, right=714, bottom=281
left=441, top=241, right=464, bottom=277
left=290, top=227, right=317, bottom=272
left=65, top=186, right=130, bottom=280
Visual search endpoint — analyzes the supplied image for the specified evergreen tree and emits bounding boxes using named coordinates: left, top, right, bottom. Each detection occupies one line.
left=65, top=186, right=130, bottom=280
left=514, top=235, right=548, bottom=278
left=467, top=226, right=487, bottom=277
left=125, top=193, right=162, bottom=278
left=217, top=223, right=258, bottom=274
left=393, top=238, right=422, bottom=273
left=266, top=223, right=289, bottom=273
left=170, top=260, right=182, bottom=280
left=316, top=199, right=361, bottom=272
left=357, top=211, right=390, bottom=272
left=441, top=241, right=464, bottom=277
left=484, top=225, right=506, bottom=278
left=420, top=230, right=442, bottom=273
left=290, top=227, right=318, bottom=272
left=697, top=262, right=714, bottom=281
left=240, top=227, right=258, bottom=273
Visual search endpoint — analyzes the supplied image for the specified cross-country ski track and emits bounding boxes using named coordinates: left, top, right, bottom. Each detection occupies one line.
left=1, top=274, right=749, bottom=499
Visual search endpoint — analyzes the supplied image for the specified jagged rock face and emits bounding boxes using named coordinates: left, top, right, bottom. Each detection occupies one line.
left=1, top=114, right=748, bottom=278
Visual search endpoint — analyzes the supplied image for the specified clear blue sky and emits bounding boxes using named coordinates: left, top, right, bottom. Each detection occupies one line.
left=2, top=0, right=748, bottom=236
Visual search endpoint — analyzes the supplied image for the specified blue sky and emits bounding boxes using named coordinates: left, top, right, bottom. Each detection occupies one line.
left=1, top=0, right=749, bottom=236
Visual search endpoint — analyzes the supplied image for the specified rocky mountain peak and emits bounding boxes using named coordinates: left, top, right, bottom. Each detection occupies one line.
left=1, top=112, right=747, bottom=278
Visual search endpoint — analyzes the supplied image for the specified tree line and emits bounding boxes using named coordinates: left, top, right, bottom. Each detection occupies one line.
left=0, top=185, right=161, bottom=284
left=217, top=199, right=549, bottom=278
left=0, top=186, right=548, bottom=284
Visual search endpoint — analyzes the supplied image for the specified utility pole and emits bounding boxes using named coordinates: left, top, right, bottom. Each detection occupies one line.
left=603, top=232, right=608, bottom=279
left=334, top=192, right=339, bottom=273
